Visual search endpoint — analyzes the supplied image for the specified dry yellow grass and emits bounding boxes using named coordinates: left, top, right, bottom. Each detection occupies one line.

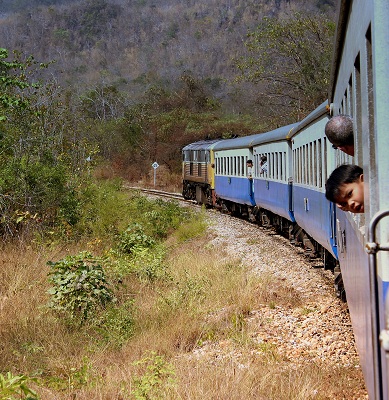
left=0, top=230, right=366, bottom=399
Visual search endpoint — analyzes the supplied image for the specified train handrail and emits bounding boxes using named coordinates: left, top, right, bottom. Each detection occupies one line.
left=366, top=209, right=389, bottom=400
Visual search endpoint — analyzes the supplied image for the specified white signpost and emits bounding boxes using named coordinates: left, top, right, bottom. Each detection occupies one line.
left=152, top=161, right=159, bottom=187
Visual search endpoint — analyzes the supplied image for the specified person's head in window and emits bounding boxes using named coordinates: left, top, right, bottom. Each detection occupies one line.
left=246, top=159, right=253, bottom=179
left=325, top=164, right=364, bottom=213
left=325, top=115, right=355, bottom=157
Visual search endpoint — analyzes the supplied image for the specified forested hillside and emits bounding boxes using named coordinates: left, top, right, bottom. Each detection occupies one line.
left=0, top=0, right=336, bottom=115
left=0, top=0, right=337, bottom=240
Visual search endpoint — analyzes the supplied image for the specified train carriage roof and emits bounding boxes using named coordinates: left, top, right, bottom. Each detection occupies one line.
left=182, top=139, right=223, bottom=151
left=288, top=101, right=329, bottom=139
left=212, top=123, right=298, bottom=151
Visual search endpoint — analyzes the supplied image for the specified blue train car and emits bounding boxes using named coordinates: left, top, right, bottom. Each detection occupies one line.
left=251, top=123, right=298, bottom=224
left=213, top=135, right=263, bottom=213
left=328, top=1, right=389, bottom=398
left=288, top=103, right=336, bottom=258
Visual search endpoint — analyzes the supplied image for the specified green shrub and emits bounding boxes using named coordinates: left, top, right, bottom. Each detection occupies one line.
left=129, top=244, right=169, bottom=282
left=47, top=252, right=116, bottom=322
left=75, top=179, right=127, bottom=238
left=132, top=351, right=176, bottom=400
left=159, top=271, right=207, bottom=310
left=116, top=223, right=156, bottom=255
left=94, top=300, right=136, bottom=347
left=0, top=372, right=38, bottom=400
left=175, top=210, right=208, bottom=242
left=144, top=199, right=185, bottom=239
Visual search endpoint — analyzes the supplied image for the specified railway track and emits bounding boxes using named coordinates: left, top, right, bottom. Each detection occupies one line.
left=126, top=186, right=196, bottom=203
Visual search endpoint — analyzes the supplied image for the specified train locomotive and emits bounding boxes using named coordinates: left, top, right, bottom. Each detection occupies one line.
left=182, top=1, right=389, bottom=398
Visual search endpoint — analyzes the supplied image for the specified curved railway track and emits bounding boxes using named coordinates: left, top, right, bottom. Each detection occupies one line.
left=126, top=186, right=195, bottom=203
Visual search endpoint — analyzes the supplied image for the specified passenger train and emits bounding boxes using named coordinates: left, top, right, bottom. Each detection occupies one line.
left=182, top=1, right=389, bottom=398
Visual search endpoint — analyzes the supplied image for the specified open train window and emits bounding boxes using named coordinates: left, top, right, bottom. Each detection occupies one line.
left=323, top=137, right=328, bottom=180
left=313, top=141, right=317, bottom=187
left=366, top=24, right=375, bottom=173
left=354, top=53, right=363, bottom=165
left=318, top=139, right=322, bottom=188
left=280, top=153, right=284, bottom=181
left=309, top=142, right=313, bottom=186
left=274, top=153, right=278, bottom=180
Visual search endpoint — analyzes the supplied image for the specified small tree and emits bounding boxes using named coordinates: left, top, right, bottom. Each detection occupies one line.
left=235, top=11, right=335, bottom=124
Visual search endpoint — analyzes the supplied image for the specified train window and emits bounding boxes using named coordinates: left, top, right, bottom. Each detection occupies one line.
left=305, top=144, right=309, bottom=184
left=302, top=145, right=305, bottom=184
left=366, top=24, right=375, bottom=168
left=274, top=153, right=278, bottom=180
left=354, top=53, right=363, bottom=165
left=301, top=146, right=304, bottom=184
left=343, top=90, right=347, bottom=114
left=279, top=152, right=283, bottom=181
left=313, top=141, right=317, bottom=187
left=301, top=147, right=304, bottom=183
left=190, top=162, right=193, bottom=175
left=348, top=77, right=353, bottom=117
left=318, top=139, right=322, bottom=188
left=198, top=163, right=202, bottom=177
left=309, top=142, right=313, bottom=186
left=323, top=138, right=328, bottom=179
left=241, top=156, right=244, bottom=176
left=270, top=153, right=273, bottom=179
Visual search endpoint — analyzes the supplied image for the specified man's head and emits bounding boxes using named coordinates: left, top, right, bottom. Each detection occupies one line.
left=247, top=159, right=253, bottom=166
left=325, top=115, right=355, bottom=156
left=325, top=164, right=364, bottom=213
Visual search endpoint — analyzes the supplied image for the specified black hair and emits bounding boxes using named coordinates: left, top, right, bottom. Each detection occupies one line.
left=325, top=164, right=363, bottom=203
left=247, top=159, right=253, bottom=164
left=260, top=155, right=267, bottom=162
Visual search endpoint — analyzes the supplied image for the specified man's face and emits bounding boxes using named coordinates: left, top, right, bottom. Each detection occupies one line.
left=336, top=144, right=355, bottom=157
left=335, top=174, right=364, bottom=213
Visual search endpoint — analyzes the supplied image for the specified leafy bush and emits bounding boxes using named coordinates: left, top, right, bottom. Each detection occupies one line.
left=94, top=300, right=136, bottom=347
left=129, top=244, right=169, bottom=282
left=116, top=223, right=155, bottom=255
left=47, top=252, right=116, bottom=322
left=132, top=351, right=176, bottom=400
left=74, top=178, right=128, bottom=239
left=144, top=199, right=184, bottom=239
left=0, top=372, right=38, bottom=400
